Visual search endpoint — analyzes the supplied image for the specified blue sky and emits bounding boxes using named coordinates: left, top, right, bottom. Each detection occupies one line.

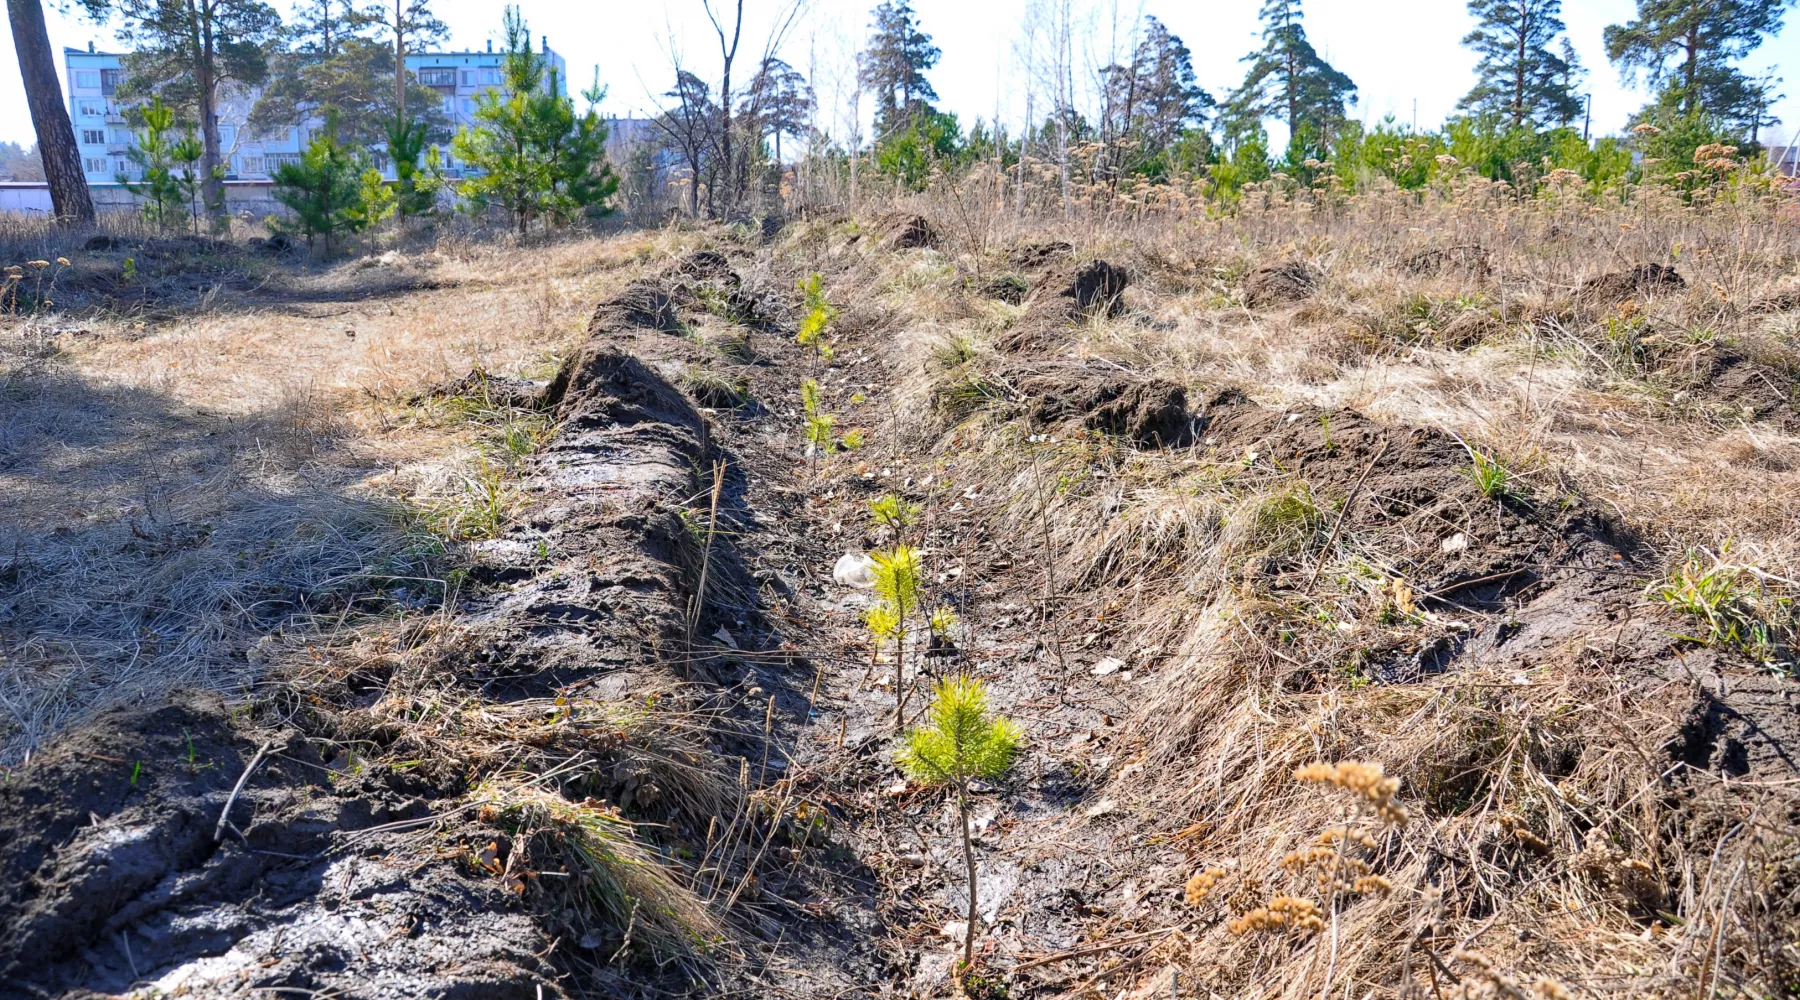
left=3, top=0, right=1797, bottom=150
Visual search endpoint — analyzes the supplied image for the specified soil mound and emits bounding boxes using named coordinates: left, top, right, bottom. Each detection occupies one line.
left=1017, top=365, right=1189, bottom=447
left=1403, top=244, right=1490, bottom=277
left=993, top=260, right=1131, bottom=353
left=1242, top=259, right=1322, bottom=308
left=590, top=277, right=680, bottom=333
left=0, top=696, right=554, bottom=999
left=1581, top=263, right=1684, bottom=301
left=418, top=368, right=546, bottom=409
left=1006, top=240, right=1073, bottom=270
left=978, top=273, right=1029, bottom=304
left=878, top=213, right=939, bottom=250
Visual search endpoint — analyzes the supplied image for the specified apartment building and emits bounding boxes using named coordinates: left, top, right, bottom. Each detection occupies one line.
left=63, top=39, right=568, bottom=184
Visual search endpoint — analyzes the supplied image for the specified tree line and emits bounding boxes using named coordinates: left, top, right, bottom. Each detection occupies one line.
left=1, top=0, right=1791, bottom=230
left=4, top=0, right=615, bottom=241
left=638, top=0, right=1792, bottom=216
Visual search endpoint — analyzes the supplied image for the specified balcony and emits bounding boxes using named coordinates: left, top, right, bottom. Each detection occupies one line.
left=106, top=143, right=131, bottom=155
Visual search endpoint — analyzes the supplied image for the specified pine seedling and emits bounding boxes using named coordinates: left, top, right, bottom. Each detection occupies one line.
left=897, top=676, right=1021, bottom=971
left=800, top=378, right=838, bottom=457
left=871, top=545, right=926, bottom=728
left=863, top=600, right=902, bottom=683
left=928, top=605, right=958, bottom=638
left=796, top=273, right=837, bottom=359
left=869, top=493, right=922, bottom=537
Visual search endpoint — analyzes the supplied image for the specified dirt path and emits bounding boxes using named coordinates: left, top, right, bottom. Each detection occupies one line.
left=3, top=229, right=1796, bottom=1000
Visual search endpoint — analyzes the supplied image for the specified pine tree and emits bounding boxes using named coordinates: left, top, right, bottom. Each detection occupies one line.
left=859, top=1, right=940, bottom=139
left=1459, top=0, right=1585, bottom=128
left=1604, top=0, right=1790, bottom=130
left=1223, top=0, right=1357, bottom=160
left=7, top=0, right=93, bottom=222
left=271, top=114, right=369, bottom=254
left=1100, top=16, right=1214, bottom=176
left=119, top=97, right=201, bottom=233
left=385, top=113, right=436, bottom=217
left=452, top=7, right=616, bottom=234
left=81, top=0, right=282, bottom=228
left=897, top=676, right=1021, bottom=972
left=252, top=0, right=448, bottom=150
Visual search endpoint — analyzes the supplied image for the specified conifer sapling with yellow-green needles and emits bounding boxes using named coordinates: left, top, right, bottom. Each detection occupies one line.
left=868, top=493, right=922, bottom=538
left=898, top=675, right=1021, bottom=971
left=795, top=272, right=837, bottom=360
left=869, top=545, right=926, bottom=728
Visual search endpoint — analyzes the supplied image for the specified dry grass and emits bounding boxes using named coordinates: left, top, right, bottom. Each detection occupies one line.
left=0, top=231, right=673, bottom=760
left=770, top=183, right=1800, bottom=996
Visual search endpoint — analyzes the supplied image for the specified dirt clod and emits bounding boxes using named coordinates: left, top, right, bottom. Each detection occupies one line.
left=1006, top=240, right=1073, bottom=270
left=1242, top=260, right=1322, bottom=308
left=879, top=213, right=939, bottom=250
left=1581, top=263, right=1684, bottom=301
left=1020, top=366, right=1189, bottom=446
left=419, top=368, right=546, bottom=409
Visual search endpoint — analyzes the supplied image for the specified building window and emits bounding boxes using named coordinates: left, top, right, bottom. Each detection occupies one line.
left=99, top=68, right=121, bottom=95
left=461, top=98, right=474, bottom=115
left=115, top=158, right=131, bottom=174
left=461, top=69, right=475, bottom=87
left=77, top=101, right=103, bottom=118
left=242, top=156, right=264, bottom=175
left=110, top=128, right=131, bottom=144
left=480, top=68, right=501, bottom=86
left=83, top=157, right=105, bottom=172
left=75, top=71, right=99, bottom=89
left=417, top=67, right=455, bottom=88
left=81, top=129, right=104, bottom=145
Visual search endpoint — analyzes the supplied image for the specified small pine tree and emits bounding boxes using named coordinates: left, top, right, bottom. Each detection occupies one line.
left=452, top=6, right=617, bottom=234
left=870, top=545, right=926, bottom=728
left=795, top=273, right=837, bottom=359
left=171, top=132, right=206, bottom=235
left=119, top=97, right=197, bottom=233
left=385, top=114, right=437, bottom=218
left=271, top=114, right=369, bottom=255
left=345, top=167, right=397, bottom=240
left=897, top=676, right=1021, bottom=971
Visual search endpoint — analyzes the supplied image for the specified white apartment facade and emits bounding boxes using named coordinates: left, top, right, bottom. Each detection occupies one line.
left=63, top=39, right=568, bottom=184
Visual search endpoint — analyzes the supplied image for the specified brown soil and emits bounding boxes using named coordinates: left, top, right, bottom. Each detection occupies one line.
left=0, top=695, right=555, bottom=1000
left=1581, top=263, right=1685, bottom=301
left=996, top=259, right=1130, bottom=352
left=1015, top=364, right=1191, bottom=447
left=1242, top=259, right=1321, bottom=308
left=879, top=213, right=940, bottom=250
left=1404, top=244, right=1491, bottom=278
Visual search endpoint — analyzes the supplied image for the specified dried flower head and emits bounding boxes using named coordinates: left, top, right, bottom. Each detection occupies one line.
left=1184, top=866, right=1226, bottom=906
left=1294, top=760, right=1409, bottom=824
left=1228, top=895, right=1325, bottom=936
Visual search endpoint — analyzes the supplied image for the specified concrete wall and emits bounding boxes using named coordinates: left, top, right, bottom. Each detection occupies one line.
left=0, top=181, right=283, bottom=218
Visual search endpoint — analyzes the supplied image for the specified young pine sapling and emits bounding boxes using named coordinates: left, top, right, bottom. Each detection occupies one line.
left=869, top=545, right=926, bottom=728
left=796, top=272, right=837, bottom=360
left=869, top=493, right=922, bottom=541
left=897, top=676, right=1021, bottom=972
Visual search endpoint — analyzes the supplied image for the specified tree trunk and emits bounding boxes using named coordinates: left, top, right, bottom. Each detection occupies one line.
left=958, top=784, right=979, bottom=970
left=892, top=620, right=907, bottom=731
left=8, top=0, right=95, bottom=224
left=196, top=4, right=227, bottom=230
left=1682, top=28, right=1698, bottom=116
left=1514, top=3, right=1527, bottom=129
left=394, top=0, right=405, bottom=119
